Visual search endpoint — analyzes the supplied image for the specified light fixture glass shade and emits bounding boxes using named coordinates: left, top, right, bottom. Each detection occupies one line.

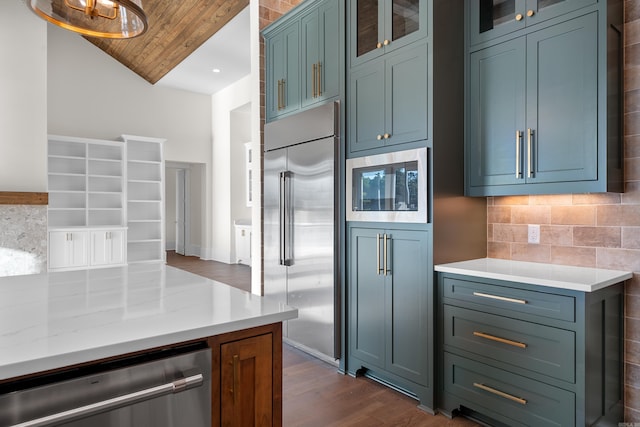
left=28, top=0, right=148, bottom=39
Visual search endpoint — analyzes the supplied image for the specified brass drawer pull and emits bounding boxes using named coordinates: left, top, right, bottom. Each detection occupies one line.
left=473, top=291, right=527, bottom=305
left=473, top=382, right=527, bottom=405
left=473, top=331, right=527, bottom=349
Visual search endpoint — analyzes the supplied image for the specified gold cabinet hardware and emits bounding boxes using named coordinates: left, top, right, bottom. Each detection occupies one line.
left=277, top=80, right=282, bottom=110
left=376, top=233, right=383, bottom=275
left=527, top=9, right=535, bottom=17
left=383, top=39, right=390, bottom=46
left=232, top=354, right=239, bottom=404
left=473, top=383, right=527, bottom=405
left=516, top=130, right=522, bottom=178
left=527, top=128, right=534, bottom=178
left=376, top=41, right=382, bottom=49
left=383, top=234, right=390, bottom=276
left=377, top=134, right=383, bottom=140
left=317, top=62, right=322, bottom=96
left=515, top=13, right=523, bottom=21
left=383, top=133, right=390, bottom=139
left=473, top=331, right=527, bottom=349
left=472, top=291, right=527, bottom=305
left=312, top=63, right=317, bottom=98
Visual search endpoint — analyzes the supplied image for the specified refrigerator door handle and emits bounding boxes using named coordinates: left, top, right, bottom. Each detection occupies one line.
left=280, top=171, right=293, bottom=266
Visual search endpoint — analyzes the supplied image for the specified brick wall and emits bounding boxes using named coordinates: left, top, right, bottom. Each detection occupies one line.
left=487, top=0, right=640, bottom=419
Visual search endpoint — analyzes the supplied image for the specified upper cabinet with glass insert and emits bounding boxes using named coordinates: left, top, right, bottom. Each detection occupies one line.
left=349, top=0, right=427, bottom=67
left=469, top=0, right=595, bottom=46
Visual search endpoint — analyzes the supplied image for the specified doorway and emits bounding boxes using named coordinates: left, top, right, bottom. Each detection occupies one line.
left=165, top=162, right=204, bottom=257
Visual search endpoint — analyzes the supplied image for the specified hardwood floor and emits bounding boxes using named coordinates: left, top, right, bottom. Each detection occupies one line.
left=166, top=250, right=251, bottom=292
left=166, top=251, right=479, bottom=426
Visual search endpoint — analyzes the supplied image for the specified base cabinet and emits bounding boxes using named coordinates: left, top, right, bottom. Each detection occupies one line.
left=437, top=273, right=624, bottom=426
left=49, top=228, right=126, bottom=271
left=348, top=226, right=433, bottom=409
left=209, top=323, right=282, bottom=427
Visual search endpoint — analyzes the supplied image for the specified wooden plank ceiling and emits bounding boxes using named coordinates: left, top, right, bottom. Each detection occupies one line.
left=87, top=0, right=249, bottom=84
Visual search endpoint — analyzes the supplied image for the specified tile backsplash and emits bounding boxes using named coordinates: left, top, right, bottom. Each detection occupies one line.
left=488, top=0, right=640, bottom=418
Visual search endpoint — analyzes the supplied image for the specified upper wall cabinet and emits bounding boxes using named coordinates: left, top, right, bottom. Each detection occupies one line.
left=348, top=41, right=428, bottom=154
left=264, top=0, right=344, bottom=123
left=349, top=0, right=427, bottom=67
left=469, top=0, right=595, bottom=47
left=465, top=2, right=624, bottom=196
left=301, top=0, right=341, bottom=108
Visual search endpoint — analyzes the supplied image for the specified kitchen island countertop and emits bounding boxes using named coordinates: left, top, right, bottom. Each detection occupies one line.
left=435, top=258, right=632, bottom=292
left=0, top=264, right=297, bottom=381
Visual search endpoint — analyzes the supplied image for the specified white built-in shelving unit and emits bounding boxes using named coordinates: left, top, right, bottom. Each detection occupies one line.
left=122, top=134, right=166, bottom=265
left=47, top=134, right=165, bottom=271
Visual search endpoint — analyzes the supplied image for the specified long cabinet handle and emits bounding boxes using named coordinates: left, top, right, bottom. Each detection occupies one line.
left=279, top=172, right=286, bottom=265
left=527, top=128, right=534, bottom=178
left=376, top=233, right=382, bottom=275
left=281, top=79, right=286, bottom=109
left=383, top=234, right=390, bottom=276
left=312, top=63, right=317, bottom=98
left=515, top=130, right=522, bottom=178
left=473, top=382, right=527, bottom=405
left=317, top=62, right=322, bottom=96
left=472, top=292, right=527, bottom=305
left=277, top=80, right=281, bottom=110
left=232, top=354, right=239, bottom=404
left=11, top=374, right=204, bottom=427
left=473, top=331, right=527, bottom=349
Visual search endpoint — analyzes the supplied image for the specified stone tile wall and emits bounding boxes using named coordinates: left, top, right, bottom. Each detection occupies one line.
left=488, top=0, right=640, bottom=418
left=0, top=205, right=47, bottom=276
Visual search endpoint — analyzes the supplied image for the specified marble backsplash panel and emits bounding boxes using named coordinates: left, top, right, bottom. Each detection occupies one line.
left=0, top=205, right=47, bottom=276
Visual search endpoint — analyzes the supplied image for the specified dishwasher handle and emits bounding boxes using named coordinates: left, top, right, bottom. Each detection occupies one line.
left=11, top=374, right=204, bottom=427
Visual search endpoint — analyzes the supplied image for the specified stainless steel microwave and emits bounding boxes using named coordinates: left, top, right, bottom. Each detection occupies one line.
left=346, top=147, right=427, bottom=223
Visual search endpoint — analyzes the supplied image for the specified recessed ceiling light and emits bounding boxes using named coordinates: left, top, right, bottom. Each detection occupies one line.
left=212, top=68, right=221, bottom=73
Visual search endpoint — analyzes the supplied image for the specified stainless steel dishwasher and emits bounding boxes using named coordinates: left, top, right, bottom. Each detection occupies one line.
left=0, top=343, right=211, bottom=427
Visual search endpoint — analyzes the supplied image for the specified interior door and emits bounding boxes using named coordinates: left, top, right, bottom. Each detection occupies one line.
left=175, top=169, right=186, bottom=255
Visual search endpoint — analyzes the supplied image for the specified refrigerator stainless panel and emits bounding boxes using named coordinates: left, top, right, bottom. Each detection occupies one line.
left=263, top=102, right=339, bottom=361
left=264, top=101, right=339, bottom=151
left=264, top=149, right=288, bottom=311
left=286, top=137, right=336, bottom=358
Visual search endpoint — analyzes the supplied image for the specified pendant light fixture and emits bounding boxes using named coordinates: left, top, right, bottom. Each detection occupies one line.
left=27, top=0, right=148, bottom=39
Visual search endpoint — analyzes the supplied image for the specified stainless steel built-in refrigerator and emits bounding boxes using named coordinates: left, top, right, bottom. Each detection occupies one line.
left=264, top=101, right=339, bottom=361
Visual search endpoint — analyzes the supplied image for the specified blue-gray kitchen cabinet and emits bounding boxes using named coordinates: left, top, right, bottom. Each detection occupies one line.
left=263, top=0, right=344, bottom=123
left=300, top=0, right=341, bottom=108
left=265, top=20, right=300, bottom=122
left=348, top=225, right=433, bottom=410
left=469, top=0, right=596, bottom=47
left=466, top=4, right=624, bottom=196
left=437, top=272, right=624, bottom=426
left=348, top=41, right=428, bottom=155
left=348, top=0, right=427, bottom=68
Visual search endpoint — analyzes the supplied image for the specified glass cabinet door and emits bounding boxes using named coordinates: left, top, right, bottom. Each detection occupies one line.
left=351, top=0, right=426, bottom=67
left=391, top=0, right=420, bottom=43
left=355, top=0, right=381, bottom=59
left=470, top=0, right=525, bottom=45
left=470, top=0, right=595, bottom=46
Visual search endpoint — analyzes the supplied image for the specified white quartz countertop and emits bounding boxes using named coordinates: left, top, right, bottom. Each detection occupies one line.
left=0, top=265, right=297, bottom=381
left=435, top=258, right=632, bottom=292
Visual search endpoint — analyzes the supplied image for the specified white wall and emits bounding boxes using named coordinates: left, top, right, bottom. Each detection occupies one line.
left=0, top=1, right=47, bottom=192
left=230, top=105, right=252, bottom=262
left=46, top=24, right=215, bottom=257
left=210, top=76, right=253, bottom=264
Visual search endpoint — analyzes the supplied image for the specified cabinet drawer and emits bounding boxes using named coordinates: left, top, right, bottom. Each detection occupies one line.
left=442, top=277, right=575, bottom=322
left=444, top=353, right=575, bottom=427
left=444, top=305, right=575, bottom=383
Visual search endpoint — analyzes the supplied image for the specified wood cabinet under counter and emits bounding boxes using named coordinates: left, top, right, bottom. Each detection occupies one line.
left=435, top=258, right=632, bottom=426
